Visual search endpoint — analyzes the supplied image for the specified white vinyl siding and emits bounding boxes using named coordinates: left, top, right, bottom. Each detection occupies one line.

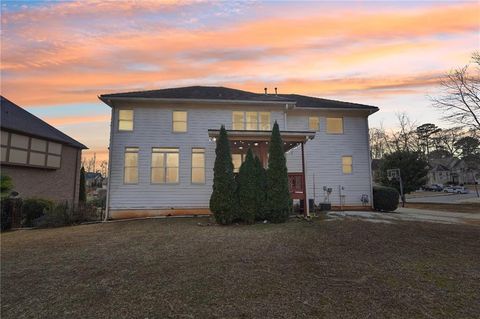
left=107, top=103, right=372, bottom=210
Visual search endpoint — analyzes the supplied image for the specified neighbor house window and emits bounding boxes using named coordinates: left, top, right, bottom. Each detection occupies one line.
left=342, top=156, right=352, bottom=174
left=326, top=117, right=343, bottom=134
left=191, top=148, right=205, bottom=183
left=232, top=111, right=271, bottom=130
left=309, top=116, right=320, bottom=131
left=124, top=147, right=139, bottom=184
left=0, top=130, right=61, bottom=168
left=118, top=109, right=134, bottom=131
left=172, top=111, right=187, bottom=132
left=151, top=148, right=179, bottom=184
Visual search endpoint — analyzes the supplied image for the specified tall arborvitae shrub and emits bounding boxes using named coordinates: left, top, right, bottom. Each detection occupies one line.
left=237, top=149, right=256, bottom=224
left=210, top=125, right=237, bottom=225
left=79, top=167, right=86, bottom=203
left=266, top=121, right=291, bottom=223
left=253, top=156, right=267, bottom=220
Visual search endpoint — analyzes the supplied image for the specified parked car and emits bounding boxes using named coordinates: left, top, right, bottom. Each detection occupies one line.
left=424, top=184, right=443, bottom=192
left=444, top=186, right=469, bottom=194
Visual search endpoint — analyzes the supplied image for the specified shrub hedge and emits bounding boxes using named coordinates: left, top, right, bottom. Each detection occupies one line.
left=21, top=198, right=53, bottom=226
left=373, top=186, right=399, bottom=212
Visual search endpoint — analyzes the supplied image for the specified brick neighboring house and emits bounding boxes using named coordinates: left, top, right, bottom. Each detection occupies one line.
left=1, top=96, right=87, bottom=205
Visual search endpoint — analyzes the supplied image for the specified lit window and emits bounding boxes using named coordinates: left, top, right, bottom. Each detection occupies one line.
left=151, top=148, right=179, bottom=184
left=232, top=112, right=244, bottom=130
left=118, top=109, right=134, bottom=131
left=309, top=117, right=320, bottom=131
left=124, top=147, right=139, bottom=184
left=191, top=148, right=205, bottom=183
left=232, top=153, right=245, bottom=173
left=342, top=156, right=352, bottom=174
left=326, top=117, right=343, bottom=134
left=259, top=112, right=271, bottom=130
left=246, top=112, right=258, bottom=130
left=172, top=111, right=187, bottom=132
left=232, top=111, right=271, bottom=131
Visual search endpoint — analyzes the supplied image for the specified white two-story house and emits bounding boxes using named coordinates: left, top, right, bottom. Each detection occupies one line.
left=99, top=86, right=379, bottom=219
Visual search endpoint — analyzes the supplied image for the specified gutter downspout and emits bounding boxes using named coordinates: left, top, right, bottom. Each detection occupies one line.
left=104, top=104, right=115, bottom=221
left=366, top=117, right=374, bottom=210
left=72, top=148, right=80, bottom=211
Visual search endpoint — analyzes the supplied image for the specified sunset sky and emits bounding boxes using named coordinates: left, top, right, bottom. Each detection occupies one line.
left=1, top=0, right=479, bottom=160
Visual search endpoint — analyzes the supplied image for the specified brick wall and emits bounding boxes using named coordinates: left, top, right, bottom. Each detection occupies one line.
left=1, top=145, right=81, bottom=205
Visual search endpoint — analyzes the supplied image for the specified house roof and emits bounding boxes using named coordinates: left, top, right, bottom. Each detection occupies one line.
left=99, top=86, right=379, bottom=111
left=0, top=96, right=87, bottom=149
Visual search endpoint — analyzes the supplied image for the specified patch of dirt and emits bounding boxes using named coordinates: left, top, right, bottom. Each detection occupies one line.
left=1, top=218, right=479, bottom=318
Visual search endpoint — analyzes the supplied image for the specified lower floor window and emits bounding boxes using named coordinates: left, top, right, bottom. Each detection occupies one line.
left=232, top=153, right=245, bottom=173
left=191, top=148, right=205, bottom=183
left=124, top=147, right=139, bottom=184
left=342, top=156, right=353, bottom=174
left=151, top=148, right=179, bottom=183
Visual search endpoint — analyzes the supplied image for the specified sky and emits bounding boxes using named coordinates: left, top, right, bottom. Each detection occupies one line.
left=1, top=0, right=479, bottom=161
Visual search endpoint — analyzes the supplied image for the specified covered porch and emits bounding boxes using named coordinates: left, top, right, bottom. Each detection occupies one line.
left=208, top=129, right=316, bottom=215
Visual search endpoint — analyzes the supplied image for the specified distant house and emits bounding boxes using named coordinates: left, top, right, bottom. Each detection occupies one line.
left=1, top=96, right=87, bottom=205
left=428, top=157, right=478, bottom=185
left=85, top=172, right=104, bottom=188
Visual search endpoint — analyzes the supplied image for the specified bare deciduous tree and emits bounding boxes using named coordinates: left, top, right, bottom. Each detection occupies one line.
left=432, top=51, right=480, bottom=131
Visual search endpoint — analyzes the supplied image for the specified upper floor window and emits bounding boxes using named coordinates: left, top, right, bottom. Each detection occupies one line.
left=151, top=148, right=179, bottom=184
left=124, top=147, right=139, bottom=184
left=191, top=148, right=205, bottom=183
left=118, top=109, right=134, bottom=131
left=342, top=156, right=352, bottom=174
left=308, top=116, right=320, bottom=131
left=1, top=130, right=62, bottom=168
left=326, top=117, right=343, bottom=134
left=232, top=111, right=270, bottom=130
left=172, top=111, right=187, bottom=133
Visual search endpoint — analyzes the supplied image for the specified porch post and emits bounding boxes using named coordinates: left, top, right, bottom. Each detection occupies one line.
left=301, top=141, right=309, bottom=216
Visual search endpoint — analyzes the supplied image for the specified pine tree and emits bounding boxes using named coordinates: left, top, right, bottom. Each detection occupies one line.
left=253, top=156, right=267, bottom=220
left=265, top=121, right=291, bottom=223
left=209, top=125, right=237, bottom=225
left=237, top=148, right=256, bottom=224
left=79, top=166, right=86, bottom=203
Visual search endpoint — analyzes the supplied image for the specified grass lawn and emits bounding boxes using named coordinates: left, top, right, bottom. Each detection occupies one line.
left=405, top=202, right=480, bottom=214
left=1, top=218, right=479, bottom=318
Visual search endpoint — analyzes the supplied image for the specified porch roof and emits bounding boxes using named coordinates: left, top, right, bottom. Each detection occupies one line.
left=207, top=129, right=316, bottom=143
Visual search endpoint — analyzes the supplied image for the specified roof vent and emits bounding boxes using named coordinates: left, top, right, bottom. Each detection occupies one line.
left=275, top=87, right=278, bottom=96
left=264, top=87, right=267, bottom=95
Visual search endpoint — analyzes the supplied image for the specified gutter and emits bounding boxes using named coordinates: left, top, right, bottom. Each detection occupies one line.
left=104, top=106, right=115, bottom=221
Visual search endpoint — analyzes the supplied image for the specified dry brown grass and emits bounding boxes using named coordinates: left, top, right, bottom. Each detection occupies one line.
left=405, top=202, right=480, bottom=214
left=1, top=217, right=479, bottom=318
